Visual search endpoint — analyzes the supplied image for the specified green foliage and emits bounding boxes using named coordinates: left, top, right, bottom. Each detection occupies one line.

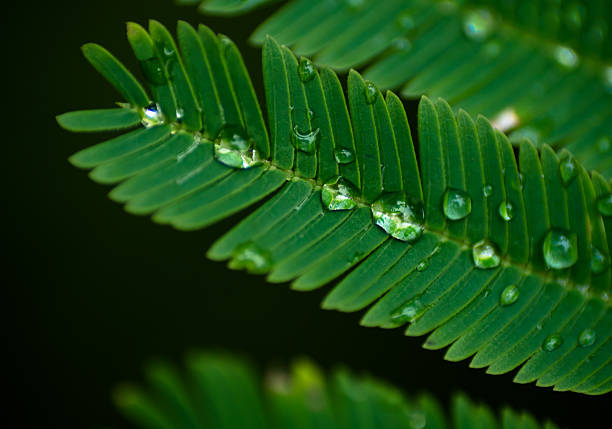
left=114, top=351, right=562, bottom=429
left=193, top=0, right=612, bottom=179
left=57, top=21, right=611, bottom=394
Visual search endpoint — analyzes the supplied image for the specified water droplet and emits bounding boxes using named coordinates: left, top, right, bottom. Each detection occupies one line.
left=321, top=177, right=359, bottom=211
left=499, top=284, right=520, bottom=306
left=297, top=57, right=316, bottom=83
left=590, top=246, right=609, bottom=274
left=371, top=193, right=425, bottom=243
left=596, top=193, right=612, bottom=216
left=364, top=81, right=378, bottom=104
left=416, top=260, right=429, bottom=272
left=482, top=184, right=493, bottom=197
left=578, top=328, right=596, bottom=347
left=543, top=229, right=578, bottom=270
left=536, top=322, right=543, bottom=331
left=542, top=334, right=563, bottom=352
left=392, top=37, right=411, bottom=52
left=163, top=46, right=174, bottom=57
left=291, top=125, right=320, bottom=154
left=596, top=136, right=610, bottom=154
left=175, top=107, right=185, bottom=122
left=214, top=125, right=260, bottom=169
left=141, top=103, right=164, bottom=127
left=463, top=9, right=495, bottom=41
left=307, top=109, right=315, bottom=120
left=554, top=45, right=579, bottom=68
left=604, top=66, right=612, bottom=93
left=396, top=11, right=415, bottom=31
left=141, top=57, right=166, bottom=85
left=443, top=188, right=472, bottom=220
left=559, top=155, right=578, bottom=185
left=334, top=147, right=355, bottom=164
left=498, top=200, right=514, bottom=221
left=229, top=242, right=272, bottom=274
left=391, top=296, right=426, bottom=324
left=472, top=240, right=501, bottom=269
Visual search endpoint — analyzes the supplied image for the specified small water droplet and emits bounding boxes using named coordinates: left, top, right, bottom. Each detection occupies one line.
left=392, top=37, right=411, bottom=51
left=229, top=242, right=272, bottom=274
left=482, top=184, right=493, bottom=197
left=578, top=328, right=596, bottom=347
left=443, top=188, right=472, bottom=220
left=559, top=155, right=578, bottom=185
left=416, top=260, right=429, bottom=272
left=472, top=240, right=501, bottom=269
left=463, top=9, right=495, bottom=41
left=214, top=125, right=260, bottom=169
left=364, top=81, right=378, bottom=104
left=536, top=322, right=543, bottom=331
left=371, top=193, right=425, bottom=243
left=321, top=177, right=359, bottom=211
left=396, top=11, right=415, bottom=31
left=596, top=136, right=610, bottom=154
left=334, top=147, right=355, bottom=164
left=554, top=45, right=579, bottom=68
left=543, top=229, right=578, bottom=270
left=297, top=57, right=316, bottom=83
left=604, top=66, right=612, bottom=93
left=163, top=46, right=174, bottom=56
left=391, top=295, right=426, bottom=324
left=141, top=57, right=166, bottom=85
left=499, top=284, right=519, bottom=306
left=542, top=334, right=563, bottom=352
left=307, top=109, right=315, bottom=120
left=596, top=193, right=612, bottom=216
left=590, top=246, right=609, bottom=274
left=291, top=125, right=320, bottom=154
left=498, top=200, right=514, bottom=221
left=141, top=102, right=164, bottom=127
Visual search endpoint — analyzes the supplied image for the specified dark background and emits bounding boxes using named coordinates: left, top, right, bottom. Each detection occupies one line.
left=9, top=0, right=607, bottom=427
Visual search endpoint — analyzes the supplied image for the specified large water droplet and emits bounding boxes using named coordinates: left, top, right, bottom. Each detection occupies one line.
left=371, top=193, right=425, bottom=243
left=214, top=125, right=260, bottom=169
left=472, top=240, right=501, bottom=269
left=334, top=147, right=355, bottom=164
left=554, top=45, right=579, bottom=68
left=291, top=125, right=320, bottom=154
left=559, top=155, right=578, bottom=185
left=364, top=81, right=378, bottom=104
left=443, top=188, right=472, bottom=220
left=543, top=229, right=578, bottom=270
left=298, top=57, right=316, bottom=83
left=590, top=246, right=609, bottom=274
left=498, top=200, right=514, bottom=221
left=321, top=177, right=359, bottom=211
left=229, top=242, right=272, bottom=274
left=463, top=9, right=495, bottom=41
left=141, top=102, right=164, bottom=127
left=542, top=334, right=563, bottom=352
left=578, top=328, right=596, bottom=347
left=597, top=193, right=612, bottom=216
left=499, top=284, right=519, bottom=306
left=391, top=296, right=426, bottom=324
left=482, top=184, right=493, bottom=197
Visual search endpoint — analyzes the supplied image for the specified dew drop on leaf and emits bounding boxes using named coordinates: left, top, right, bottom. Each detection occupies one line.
left=542, top=334, right=563, bottom=352
left=443, top=188, right=472, bottom=220
left=590, top=246, right=609, bottom=275
left=499, top=284, right=519, bottom=306
left=416, top=260, right=429, bottom=272
left=554, top=45, right=579, bottom=68
left=543, top=229, right=578, bottom=270
left=559, top=155, right=578, bottom=185
left=482, top=184, right=493, bottom=197
left=321, top=177, right=359, bottom=211
left=297, top=57, right=316, bottom=83
left=364, top=81, right=378, bottom=104
left=578, top=328, right=596, bottom=347
left=214, top=125, right=260, bottom=169
left=371, top=193, right=425, bottom=243
left=498, top=200, right=514, bottom=221
left=596, top=193, right=612, bottom=216
left=391, top=295, right=426, bottom=324
left=291, top=125, right=320, bottom=154
left=472, top=240, right=501, bottom=269
left=396, top=11, right=415, bottom=32
left=334, top=147, right=355, bottom=164
left=463, top=9, right=494, bottom=41
left=229, top=242, right=272, bottom=274
left=141, top=102, right=164, bottom=127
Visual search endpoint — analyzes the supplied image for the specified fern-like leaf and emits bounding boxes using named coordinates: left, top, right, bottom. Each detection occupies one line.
left=114, top=351, right=562, bottom=429
left=57, top=21, right=612, bottom=394
left=193, top=0, right=612, bottom=179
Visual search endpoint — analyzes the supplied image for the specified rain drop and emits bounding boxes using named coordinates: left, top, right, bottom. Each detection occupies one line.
left=543, top=229, right=578, bottom=270
left=463, top=9, right=495, bottom=41
left=371, top=193, right=425, bottom=243
left=499, top=284, right=520, bottom=306
left=416, top=260, right=429, bottom=272
left=590, top=246, right=609, bottom=275
left=321, top=177, right=359, bottom=211
left=472, top=240, right=501, bottom=269
left=214, top=125, right=260, bottom=169
left=578, top=328, right=596, bottom=347
left=597, top=193, right=612, bottom=216
left=334, top=147, right=355, bottom=164
left=291, top=125, right=320, bottom=154
left=559, top=155, right=578, bottom=185
left=443, top=188, right=472, bottom=220
left=542, top=334, right=563, bottom=352
left=498, top=200, right=514, bottom=221
left=141, top=102, right=164, bottom=127
left=297, top=57, right=316, bottom=83
left=482, top=184, right=493, bottom=197
left=229, top=242, right=272, bottom=274
left=364, top=81, right=378, bottom=104
left=391, top=296, right=426, bottom=324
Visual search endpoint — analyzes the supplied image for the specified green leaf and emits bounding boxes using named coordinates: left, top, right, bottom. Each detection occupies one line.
left=113, top=351, right=562, bottom=429
left=58, top=21, right=611, bottom=394
left=196, top=0, right=612, bottom=179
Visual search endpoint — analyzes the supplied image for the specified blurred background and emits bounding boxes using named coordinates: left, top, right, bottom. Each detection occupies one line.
left=9, top=0, right=607, bottom=427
